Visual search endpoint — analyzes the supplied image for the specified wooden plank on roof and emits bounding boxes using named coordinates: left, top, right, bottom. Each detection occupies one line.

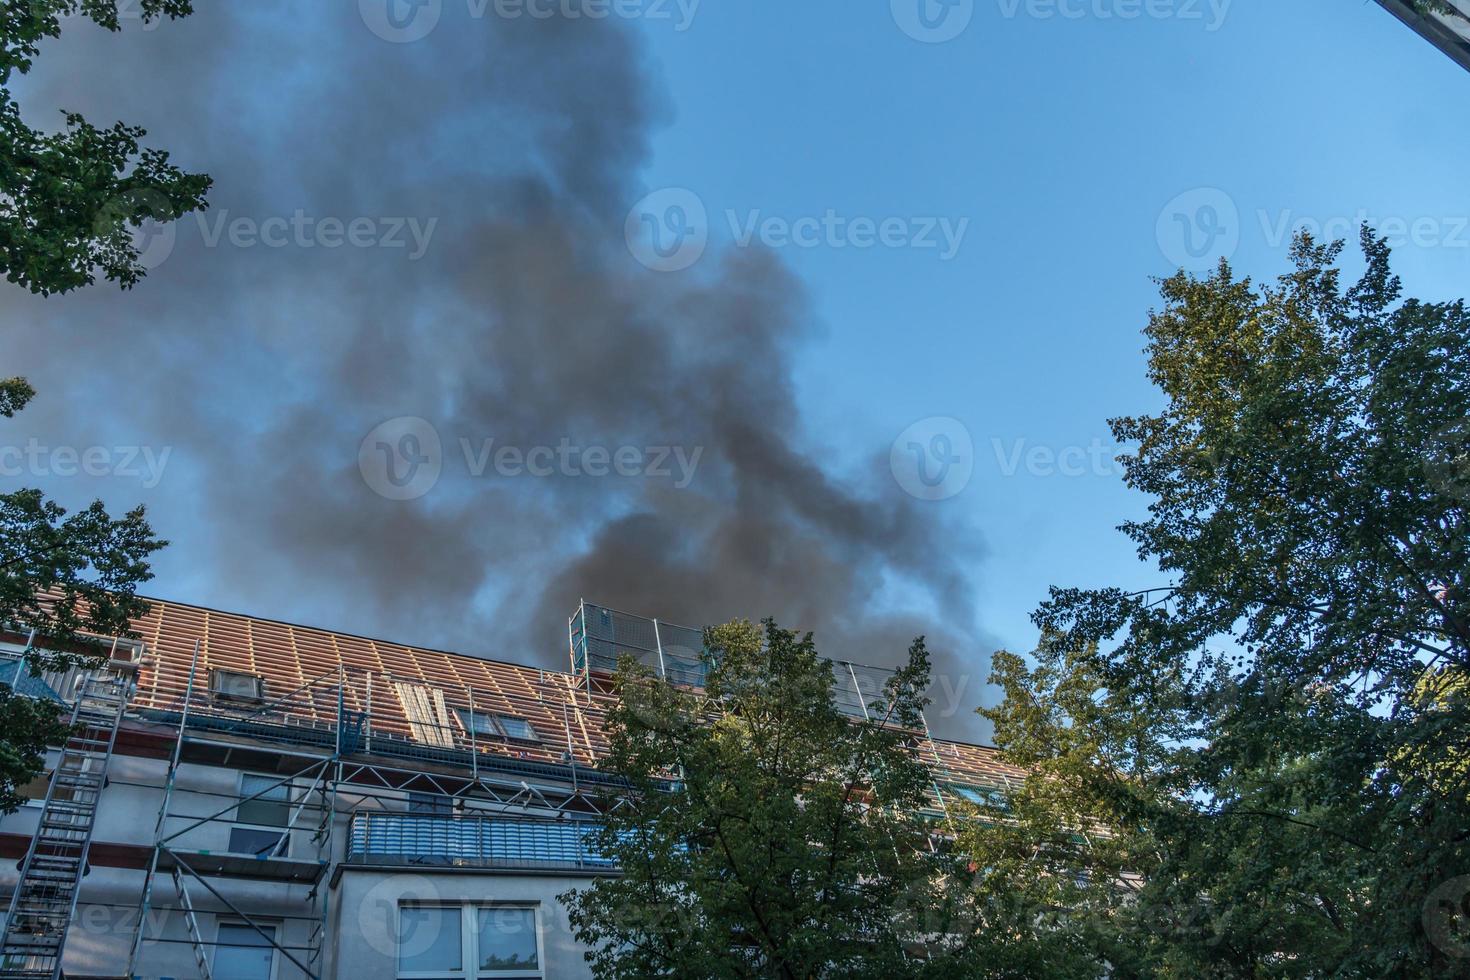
left=405, top=644, right=458, bottom=687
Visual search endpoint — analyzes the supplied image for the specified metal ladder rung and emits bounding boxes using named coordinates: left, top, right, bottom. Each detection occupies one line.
left=0, top=672, right=129, bottom=980
left=21, top=865, right=80, bottom=877
left=24, top=856, right=82, bottom=868
left=61, top=741, right=109, bottom=752
left=36, top=801, right=93, bottom=814
left=9, top=903, right=73, bottom=917
left=171, top=865, right=212, bottom=980
left=0, top=937, right=63, bottom=950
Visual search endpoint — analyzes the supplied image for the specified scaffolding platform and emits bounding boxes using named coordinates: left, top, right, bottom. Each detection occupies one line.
left=156, top=848, right=328, bottom=884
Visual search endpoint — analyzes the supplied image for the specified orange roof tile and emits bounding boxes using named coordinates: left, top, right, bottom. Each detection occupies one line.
left=122, top=596, right=1023, bottom=791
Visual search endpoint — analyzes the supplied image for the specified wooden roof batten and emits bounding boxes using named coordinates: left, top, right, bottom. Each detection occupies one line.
left=99, top=595, right=1024, bottom=793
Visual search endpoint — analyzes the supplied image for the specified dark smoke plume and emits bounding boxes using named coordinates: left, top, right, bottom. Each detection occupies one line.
left=0, top=2, right=991, bottom=738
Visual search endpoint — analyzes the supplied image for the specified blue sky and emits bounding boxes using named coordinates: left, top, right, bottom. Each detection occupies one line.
left=632, top=0, right=1470, bottom=657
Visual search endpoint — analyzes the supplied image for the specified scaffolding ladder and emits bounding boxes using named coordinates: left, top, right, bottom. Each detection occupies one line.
left=0, top=673, right=129, bottom=980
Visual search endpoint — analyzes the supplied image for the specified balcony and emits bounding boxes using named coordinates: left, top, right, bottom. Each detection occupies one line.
left=346, top=812, right=616, bottom=873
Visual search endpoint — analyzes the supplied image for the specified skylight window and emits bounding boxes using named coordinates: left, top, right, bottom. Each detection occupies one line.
left=210, top=668, right=265, bottom=701
left=455, top=709, right=539, bottom=742
left=493, top=715, right=538, bottom=741
left=950, top=784, right=1008, bottom=810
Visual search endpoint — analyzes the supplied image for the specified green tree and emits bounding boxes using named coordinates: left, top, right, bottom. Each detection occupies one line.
left=0, top=0, right=197, bottom=811
left=0, top=379, right=165, bottom=813
left=964, top=231, right=1470, bottom=977
left=562, top=620, right=971, bottom=979
left=1, top=0, right=211, bottom=295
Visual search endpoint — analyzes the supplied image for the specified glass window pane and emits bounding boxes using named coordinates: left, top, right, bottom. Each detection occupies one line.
left=493, top=716, right=538, bottom=741
left=228, top=827, right=286, bottom=857
left=214, top=923, right=275, bottom=980
left=952, top=785, right=985, bottom=804
left=239, top=775, right=290, bottom=826
left=213, top=670, right=263, bottom=699
left=398, top=906, right=462, bottom=973
left=457, top=709, right=498, bottom=736
left=409, top=792, right=453, bottom=814
left=476, top=907, right=538, bottom=971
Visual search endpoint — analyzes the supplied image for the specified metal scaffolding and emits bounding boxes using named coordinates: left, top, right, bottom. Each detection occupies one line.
left=568, top=599, right=983, bottom=827
left=120, top=637, right=622, bottom=980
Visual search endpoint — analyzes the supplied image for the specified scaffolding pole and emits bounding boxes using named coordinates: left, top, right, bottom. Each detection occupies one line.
left=126, top=638, right=200, bottom=979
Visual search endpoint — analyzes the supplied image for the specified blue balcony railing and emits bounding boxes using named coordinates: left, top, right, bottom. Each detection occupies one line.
left=346, top=812, right=616, bottom=871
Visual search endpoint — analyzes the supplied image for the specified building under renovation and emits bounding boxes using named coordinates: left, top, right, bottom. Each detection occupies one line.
left=0, top=599, right=1021, bottom=980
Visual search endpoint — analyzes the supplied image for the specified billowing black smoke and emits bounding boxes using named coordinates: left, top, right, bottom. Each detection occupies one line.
left=0, top=2, right=990, bottom=738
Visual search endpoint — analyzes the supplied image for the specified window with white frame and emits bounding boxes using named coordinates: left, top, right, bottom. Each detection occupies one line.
left=213, top=921, right=277, bottom=980
left=228, top=773, right=290, bottom=857
left=397, top=904, right=542, bottom=979
left=211, top=668, right=265, bottom=701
